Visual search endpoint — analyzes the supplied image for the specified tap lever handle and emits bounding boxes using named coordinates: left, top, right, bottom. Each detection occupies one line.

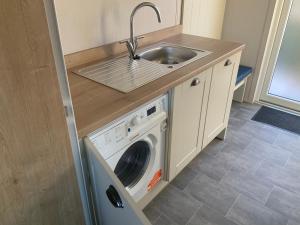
left=119, top=39, right=129, bottom=44
left=119, top=35, right=144, bottom=45
left=137, top=35, right=145, bottom=40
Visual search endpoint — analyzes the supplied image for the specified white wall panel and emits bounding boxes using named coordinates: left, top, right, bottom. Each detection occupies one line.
left=222, top=0, right=271, bottom=68
left=182, top=0, right=227, bottom=39
left=222, top=0, right=277, bottom=102
left=54, top=0, right=181, bottom=54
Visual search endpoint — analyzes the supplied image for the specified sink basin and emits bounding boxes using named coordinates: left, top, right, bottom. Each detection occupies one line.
left=139, top=46, right=198, bottom=65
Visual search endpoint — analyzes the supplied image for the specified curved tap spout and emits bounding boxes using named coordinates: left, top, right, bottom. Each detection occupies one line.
left=124, top=2, right=161, bottom=59
left=130, top=2, right=161, bottom=44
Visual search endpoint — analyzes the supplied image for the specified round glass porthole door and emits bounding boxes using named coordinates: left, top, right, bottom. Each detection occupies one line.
left=114, top=141, right=151, bottom=188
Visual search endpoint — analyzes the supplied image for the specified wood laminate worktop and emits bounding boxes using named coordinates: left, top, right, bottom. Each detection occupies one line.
left=68, top=33, right=245, bottom=138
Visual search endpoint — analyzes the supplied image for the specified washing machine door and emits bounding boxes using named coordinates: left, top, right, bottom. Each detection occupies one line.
left=84, top=138, right=151, bottom=225
left=114, top=141, right=151, bottom=188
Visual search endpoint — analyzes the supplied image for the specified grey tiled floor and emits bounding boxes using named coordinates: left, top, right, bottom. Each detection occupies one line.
left=144, top=102, right=300, bottom=225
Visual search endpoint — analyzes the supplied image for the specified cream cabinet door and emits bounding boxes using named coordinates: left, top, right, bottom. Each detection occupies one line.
left=203, top=52, right=242, bottom=148
left=168, top=68, right=212, bottom=180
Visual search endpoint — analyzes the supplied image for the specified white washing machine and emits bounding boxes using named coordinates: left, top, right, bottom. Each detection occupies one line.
left=88, top=94, right=168, bottom=202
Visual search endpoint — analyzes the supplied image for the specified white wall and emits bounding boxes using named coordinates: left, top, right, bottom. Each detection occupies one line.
left=222, top=0, right=277, bottom=102
left=54, top=0, right=181, bottom=55
left=222, top=0, right=272, bottom=68
left=182, top=0, right=227, bottom=39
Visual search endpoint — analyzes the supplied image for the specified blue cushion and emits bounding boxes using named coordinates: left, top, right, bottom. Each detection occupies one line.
left=236, top=65, right=252, bottom=85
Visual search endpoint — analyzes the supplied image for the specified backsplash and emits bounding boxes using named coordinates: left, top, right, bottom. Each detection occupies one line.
left=54, top=0, right=181, bottom=55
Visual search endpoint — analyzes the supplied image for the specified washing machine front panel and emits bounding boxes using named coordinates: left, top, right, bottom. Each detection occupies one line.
left=106, top=123, right=165, bottom=202
left=88, top=94, right=168, bottom=202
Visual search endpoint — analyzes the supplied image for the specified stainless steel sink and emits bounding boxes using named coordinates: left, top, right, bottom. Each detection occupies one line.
left=139, top=46, right=198, bottom=65
left=138, top=44, right=211, bottom=67
left=73, top=43, right=212, bottom=93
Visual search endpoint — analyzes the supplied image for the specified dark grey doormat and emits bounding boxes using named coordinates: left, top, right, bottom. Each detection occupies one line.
left=252, top=106, right=300, bottom=135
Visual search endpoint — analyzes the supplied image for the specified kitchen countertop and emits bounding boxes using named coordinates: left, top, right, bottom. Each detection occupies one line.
left=68, top=33, right=245, bottom=138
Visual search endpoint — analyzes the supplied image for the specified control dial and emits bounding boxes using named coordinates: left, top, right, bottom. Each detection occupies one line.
left=131, top=115, right=141, bottom=126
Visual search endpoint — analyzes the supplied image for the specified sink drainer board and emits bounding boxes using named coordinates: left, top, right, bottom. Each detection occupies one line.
left=73, top=57, right=170, bottom=93
left=73, top=43, right=211, bottom=93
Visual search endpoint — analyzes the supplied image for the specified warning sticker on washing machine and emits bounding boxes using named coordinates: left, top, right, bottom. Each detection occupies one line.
left=147, top=169, right=162, bottom=192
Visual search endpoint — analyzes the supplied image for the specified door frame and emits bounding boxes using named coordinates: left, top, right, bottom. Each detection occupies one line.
left=43, top=1, right=94, bottom=224
left=259, top=0, right=300, bottom=111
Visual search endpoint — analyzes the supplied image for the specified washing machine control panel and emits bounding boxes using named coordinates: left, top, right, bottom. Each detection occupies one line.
left=130, top=115, right=142, bottom=126
left=126, top=97, right=167, bottom=134
left=129, top=105, right=159, bottom=127
left=89, top=94, right=168, bottom=160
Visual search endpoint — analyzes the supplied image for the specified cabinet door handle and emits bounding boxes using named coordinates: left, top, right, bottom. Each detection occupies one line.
left=106, top=185, right=124, bottom=208
left=224, top=59, right=232, bottom=67
left=191, top=78, right=200, bottom=87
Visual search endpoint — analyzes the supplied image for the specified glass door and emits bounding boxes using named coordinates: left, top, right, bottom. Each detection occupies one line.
left=114, top=141, right=151, bottom=188
left=261, top=0, right=300, bottom=111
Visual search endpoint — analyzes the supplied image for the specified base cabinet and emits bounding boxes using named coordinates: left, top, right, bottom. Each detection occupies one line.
left=168, top=51, right=241, bottom=180
left=168, top=68, right=212, bottom=180
left=203, top=52, right=242, bottom=148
